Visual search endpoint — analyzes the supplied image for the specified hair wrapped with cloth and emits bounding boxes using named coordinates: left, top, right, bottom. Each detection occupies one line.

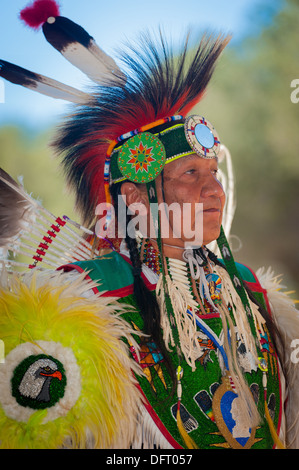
left=53, top=30, right=230, bottom=227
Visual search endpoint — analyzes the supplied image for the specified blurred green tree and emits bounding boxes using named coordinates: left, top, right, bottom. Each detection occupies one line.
left=0, top=125, right=76, bottom=219
left=198, top=0, right=299, bottom=294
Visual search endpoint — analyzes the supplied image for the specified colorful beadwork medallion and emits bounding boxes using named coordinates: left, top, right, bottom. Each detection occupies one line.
left=0, top=341, right=81, bottom=425
left=203, top=273, right=222, bottom=303
left=118, top=132, right=166, bottom=183
left=184, top=115, right=220, bottom=159
left=11, top=354, right=66, bottom=410
left=212, top=372, right=256, bottom=449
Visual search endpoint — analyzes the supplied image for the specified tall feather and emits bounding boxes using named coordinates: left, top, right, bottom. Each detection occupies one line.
left=0, top=59, right=90, bottom=103
left=42, top=16, right=126, bottom=85
left=53, top=30, right=230, bottom=227
left=0, top=168, right=34, bottom=247
left=20, top=0, right=125, bottom=85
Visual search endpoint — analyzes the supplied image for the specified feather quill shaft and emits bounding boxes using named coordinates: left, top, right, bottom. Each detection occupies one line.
left=0, top=169, right=98, bottom=270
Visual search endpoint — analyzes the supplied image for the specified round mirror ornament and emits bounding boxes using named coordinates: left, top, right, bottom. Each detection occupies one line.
left=184, top=115, right=220, bottom=159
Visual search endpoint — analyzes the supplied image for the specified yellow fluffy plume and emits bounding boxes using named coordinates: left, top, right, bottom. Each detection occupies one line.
left=0, top=270, right=143, bottom=449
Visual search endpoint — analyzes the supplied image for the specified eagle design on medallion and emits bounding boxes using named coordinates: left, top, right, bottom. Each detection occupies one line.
left=11, top=354, right=66, bottom=409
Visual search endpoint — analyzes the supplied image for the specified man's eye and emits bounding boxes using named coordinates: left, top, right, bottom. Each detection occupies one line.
left=185, top=169, right=196, bottom=174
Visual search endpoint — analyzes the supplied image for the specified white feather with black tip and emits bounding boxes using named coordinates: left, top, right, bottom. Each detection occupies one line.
left=42, top=16, right=126, bottom=85
left=0, top=59, right=90, bottom=103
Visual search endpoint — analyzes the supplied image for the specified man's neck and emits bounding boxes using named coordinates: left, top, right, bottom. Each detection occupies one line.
left=148, top=238, right=193, bottom=261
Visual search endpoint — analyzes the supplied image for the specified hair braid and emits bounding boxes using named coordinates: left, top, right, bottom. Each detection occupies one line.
left=110, top=183, right=177, bottom=394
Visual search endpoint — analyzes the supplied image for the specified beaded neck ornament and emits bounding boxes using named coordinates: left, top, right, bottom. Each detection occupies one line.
left=139, top=231, right=284, bottom=449
left=141, top=239, right=162, bottom=276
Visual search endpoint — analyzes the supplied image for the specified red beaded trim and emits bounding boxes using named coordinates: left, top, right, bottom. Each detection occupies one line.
left=29, top=216, right=66, bottom=269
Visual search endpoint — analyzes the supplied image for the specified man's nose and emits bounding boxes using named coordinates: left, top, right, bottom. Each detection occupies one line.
left=201, top=174, right=225, bottom=199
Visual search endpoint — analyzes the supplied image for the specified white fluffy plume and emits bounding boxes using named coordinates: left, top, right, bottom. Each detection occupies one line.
left=0, top=168, right=35, bottom=248
left=256, top=266, right=299, bottom=449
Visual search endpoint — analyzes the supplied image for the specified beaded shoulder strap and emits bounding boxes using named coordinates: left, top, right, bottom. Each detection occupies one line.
left=217, top=226, right=253, bottom=317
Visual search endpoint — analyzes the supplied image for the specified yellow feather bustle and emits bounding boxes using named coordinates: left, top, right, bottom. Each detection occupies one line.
left=0, top=270, right=143, bottom=449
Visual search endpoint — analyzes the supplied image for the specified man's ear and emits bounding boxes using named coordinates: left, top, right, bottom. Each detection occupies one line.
left=120, top=182, right=148, bottom=208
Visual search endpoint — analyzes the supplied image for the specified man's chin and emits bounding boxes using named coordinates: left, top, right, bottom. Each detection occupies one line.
left=202, top=225, right=222, bottom=246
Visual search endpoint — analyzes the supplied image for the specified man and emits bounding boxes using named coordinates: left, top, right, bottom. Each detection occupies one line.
left=0, top=0, right=298, bottom=449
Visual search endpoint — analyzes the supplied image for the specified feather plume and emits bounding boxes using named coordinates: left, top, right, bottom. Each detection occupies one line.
left=42, top=16, right=125, bottom=85
left=208, top=144, right=237, bottom=255
left=0, top=59, right=90, bottom=103
left=255, top=267, right=299, bottom=448
left=20, top=0, right=125, bottom=84
left=53, top=30, right=230, bottom=227
left=0, top=270, right=143, bottom=448
left=0, top=168, right=34, bottom=247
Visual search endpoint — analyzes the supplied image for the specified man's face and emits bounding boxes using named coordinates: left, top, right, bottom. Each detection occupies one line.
left=156, top=154, right=226, bottom=247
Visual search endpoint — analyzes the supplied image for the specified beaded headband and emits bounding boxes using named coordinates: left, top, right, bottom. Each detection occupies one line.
left=104, top=114, right=220, bottom=206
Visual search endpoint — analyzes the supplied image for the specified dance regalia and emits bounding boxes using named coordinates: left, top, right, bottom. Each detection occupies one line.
left=57, top=244, right=286, bottom=449
left=1, top=227, right=298, bottom=449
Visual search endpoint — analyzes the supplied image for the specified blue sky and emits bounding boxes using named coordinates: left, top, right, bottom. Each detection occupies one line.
left=0, top=0, right=283, bottom=130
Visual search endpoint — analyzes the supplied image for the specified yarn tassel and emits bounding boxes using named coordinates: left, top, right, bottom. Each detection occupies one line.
left=259, top=360, right=285, bottom=449
left=264, top=401, right=285, bottom=449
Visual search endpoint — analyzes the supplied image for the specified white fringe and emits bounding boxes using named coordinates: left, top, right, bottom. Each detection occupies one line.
left=156, top=273, right=203, bottom=371
left=156, top=257, right=265, bottom=430
left=213, top=265, right=261, bottom=362
left=209, top=265, right=263, bottom=429
left=131, top=405, right=174, bottom=449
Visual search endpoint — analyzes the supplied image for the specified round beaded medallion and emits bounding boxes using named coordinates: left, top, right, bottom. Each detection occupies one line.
left=11, top=354, right=67, bottom=410
left=0, top=341, right=81, bottom=423
left=184, top=115, right=220, bottom=159
left=118, top=132, right=166, bottom=183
